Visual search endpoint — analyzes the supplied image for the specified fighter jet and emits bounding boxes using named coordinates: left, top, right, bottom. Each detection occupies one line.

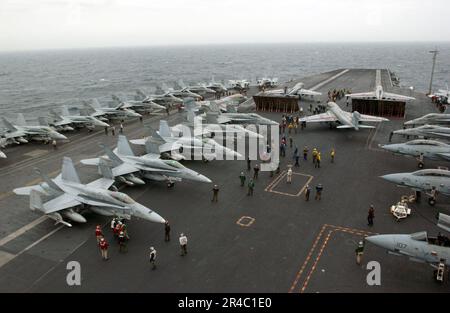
left=81, top=136, right=212, bottom=187
left=228, top=80, right=250, bottom=90
left=393, top=125, right=450, bottom=140
left=183, top=95, right=248, bottom=113
left=177, top=80, right=216, bottom=97
left=135, top=89, right=184, bottom=107
left=257, top=77, right=278, bottom=89
left=171, top=111, right=264, bottom=140
left=299, top=102, right=389, bottom=130
left=380, top=140, right=450, bottom=167
left=130, top=120, right=243, bottom=161
left=264, top=82, right=322, bottom=99
left=1, top=114, right=67, bottom=144
left=192, top=101, right=277, bottom=126
left=83, top=99, right=142, bottom=121
left=13, top=157, right=165, bottom=227
left=404, top=114, right=450, bottom=127
left=381, top=169, right=450, bottom=204
left=206, top=77, right=228, bottom=93
left=49, top=106, right=110, bottom=131
left=164, top=82, right=203, bottom=100
left=111, top=94, right=166, bottom=113
left=346, top=84, right=415, bottom=102
left=366, top=213, right=450, bottom=281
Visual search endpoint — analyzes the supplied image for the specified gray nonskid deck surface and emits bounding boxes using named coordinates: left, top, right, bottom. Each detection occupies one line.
left=0, top=69, right=448, bottom=293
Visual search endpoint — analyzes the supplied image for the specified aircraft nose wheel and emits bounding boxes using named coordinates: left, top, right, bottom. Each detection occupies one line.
left=428, top=198, right=436, bottom=206
left=418, top=162, right=424, bottom=169
left=167, top=182, right=175, bottom=188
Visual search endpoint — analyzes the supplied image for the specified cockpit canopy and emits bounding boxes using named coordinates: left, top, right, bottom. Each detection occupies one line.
left=412, top=169, right=450, bottom=178
left=405, top=140, right=448, bottom=147
left=165, top=160, right=184, bottom=169
left=410, top=231, right=428, bottom=242
left=109, top=191, right=135, bottom=204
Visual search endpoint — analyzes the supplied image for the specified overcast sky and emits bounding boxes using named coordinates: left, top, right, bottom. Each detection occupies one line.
left=0, top=0, right=449, bottom=51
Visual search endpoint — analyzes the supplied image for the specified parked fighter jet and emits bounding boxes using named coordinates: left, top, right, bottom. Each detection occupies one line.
left=130, top=120, right=243, bottom=161
left=366, top=213, right=450, bottom=282
left=183, top=95, right=248, bottom=113
left=206, top=77, right=228, bottom=93
left=228, top=80, right=250, bottom=90
left=393, top=125, right=450, bottom=140
left=380, top=140, right=450, bottom=167
left=171, top=111, right=264, bottom=140
left=165, top=83, right=203, bottom=100
left=257, top=77, right=278, bottom=89
left=81, top=136, right=212, bottom=188
left=135, top=89, right=184, bottom=107
left=381, top=169, right=450, bottom=204
left=83, top=99, right=142, bottom=121
left=13, top=157, right=165, bottom=227
left=193, top=101, right=277, bottom=126
left=264, top=82, right=322, bottom=99
left=49, top=106, right=110, bottom=131
left=404, top=114, right=450, bottom=127
left=299, top=102, right=389, bottom=130
left=112, top=94, right=166, bottom=113
left=1, top=114, right=67, bottom=144
left=177, top=80, right=216, bottom=97
left=346, top=85, right=415, bottom=102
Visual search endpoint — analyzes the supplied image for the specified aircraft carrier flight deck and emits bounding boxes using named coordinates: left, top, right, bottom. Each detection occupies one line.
left=0, top=68, right=448, bottom=293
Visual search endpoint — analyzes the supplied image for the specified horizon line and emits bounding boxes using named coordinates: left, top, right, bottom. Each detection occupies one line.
left=1, top=41, right=449, bottom=54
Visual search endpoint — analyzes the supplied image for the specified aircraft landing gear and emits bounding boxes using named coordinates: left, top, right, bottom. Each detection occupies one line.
left=428, top=197, right=437, bottom=206
left=418, top=162, right=424, bottom=169
left=167, top=181, right=175, bottom=188
left=434, top=262, right=446, bottom=282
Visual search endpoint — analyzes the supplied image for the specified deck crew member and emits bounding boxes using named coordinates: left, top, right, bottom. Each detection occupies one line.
left=247, top=179, right=255, bottom=196
left=367, top=206, right=375, bottom=226
left=99, top=238, right=109, bottom=261
left=305, top=185, right=311, bottom=201
left=239, top=172, right=246, bottom=187
left=149, top=247, right=157, bottom=270
left=253, top=164, right=260, bottom=180
left=315, top=152, right=321, bottom=168
left=355, top=241, right=364, bottom=265
left=95, top=225, right=103, bottom=244
left=179, top=233, right=188, bottom=256
left=165, top=221, right=171, bottom=242
left=312, top=148, right=318, bottom=164
left=315, top=183, right=323, bottom=200
left=118, top=231, right=127, bottom=253
left=212, top=184, right=219, bottom=202
left=287, top=167, right=293, bottom=184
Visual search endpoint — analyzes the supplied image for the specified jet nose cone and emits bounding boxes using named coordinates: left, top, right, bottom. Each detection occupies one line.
left=135, top=204, right=166, bottom=224
left=53, top=132, right=68, bottom=140
left=366, top=235, right=395, bottom=251
left=197, top=174, right=212, bottom=183
left=379, top=144, right=397, bottom=153
left=380, top=173, right=403, bottom=185
left=0, top=151, right=6, bottom=158
left=148, top=211, right=166, bottom=224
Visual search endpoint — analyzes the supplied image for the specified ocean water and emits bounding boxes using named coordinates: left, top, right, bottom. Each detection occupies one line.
left=0, top=43, right=449, bottom=120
